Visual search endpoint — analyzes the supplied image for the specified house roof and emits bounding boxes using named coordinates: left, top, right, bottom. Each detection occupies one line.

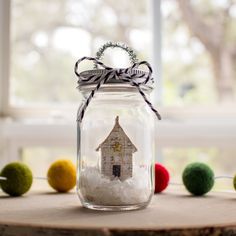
left=96, top=116, right=137, bottom=153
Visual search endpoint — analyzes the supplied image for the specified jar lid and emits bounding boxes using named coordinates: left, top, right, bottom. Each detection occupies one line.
left=78, top=68, right=154, bottom=90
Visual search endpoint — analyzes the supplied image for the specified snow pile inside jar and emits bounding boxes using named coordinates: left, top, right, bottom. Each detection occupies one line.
left=79, top=166, right=151, bottom=205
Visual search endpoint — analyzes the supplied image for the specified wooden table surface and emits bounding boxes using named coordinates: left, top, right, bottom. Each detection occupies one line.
left=0, top=189, right=236, bottom=236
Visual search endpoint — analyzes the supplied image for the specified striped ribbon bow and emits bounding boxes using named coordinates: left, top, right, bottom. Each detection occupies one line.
left=74, top=57, right=161, bottom=122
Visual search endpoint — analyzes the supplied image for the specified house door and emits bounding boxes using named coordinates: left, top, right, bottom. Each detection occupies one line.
left=113, top=165, right=121, bottom=177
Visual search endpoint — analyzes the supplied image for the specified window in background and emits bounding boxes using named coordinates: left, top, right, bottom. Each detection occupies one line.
left=162, top=0, right=236, bottom=106
left=10, top=0, right=236, bottom=109
left=10, top=0, right=151, bottom=107
left=8, top=0, right=236, bottom=109
left=4, top=0, right=235, bottom=190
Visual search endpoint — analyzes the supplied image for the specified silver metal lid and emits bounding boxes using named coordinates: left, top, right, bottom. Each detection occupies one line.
left=78, top=68, right=154, bottom=89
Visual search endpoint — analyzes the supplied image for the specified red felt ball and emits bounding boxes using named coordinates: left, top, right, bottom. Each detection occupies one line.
left=154, top=163, right=170, bottom=193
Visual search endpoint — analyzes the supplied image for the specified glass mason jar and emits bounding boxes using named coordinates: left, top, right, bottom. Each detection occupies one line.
left=75, top=43, right=159, bottom=211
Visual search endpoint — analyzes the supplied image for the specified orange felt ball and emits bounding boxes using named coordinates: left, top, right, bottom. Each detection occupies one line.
left=154, top=163, right=170, bottom=193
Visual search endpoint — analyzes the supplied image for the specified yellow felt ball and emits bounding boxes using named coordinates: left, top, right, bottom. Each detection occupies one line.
left=47, top=159, right=76, bottom=192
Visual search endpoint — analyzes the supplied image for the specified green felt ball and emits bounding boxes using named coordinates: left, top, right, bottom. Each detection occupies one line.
left=0, top=162, right=33, bottom=196
left=234, top=174, right=236, bottom=191
left=182, top=162, right=214, bottom=196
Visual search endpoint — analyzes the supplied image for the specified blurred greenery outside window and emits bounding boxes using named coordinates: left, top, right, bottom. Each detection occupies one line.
left=10, top=0, right=236, bottom=110
left=163, top=0, right=236, bottom=106
left=10, top=0, right=151, bottom=108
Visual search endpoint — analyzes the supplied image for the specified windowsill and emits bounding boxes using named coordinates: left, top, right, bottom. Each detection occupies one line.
left=0, top=116, right=236, bottom=148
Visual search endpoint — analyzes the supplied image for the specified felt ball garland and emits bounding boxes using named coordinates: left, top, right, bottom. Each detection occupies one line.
left=154, top=162, right=235, bottom=196
left=0, top=160, right=235, bottom=197
left=0, top=159, right=76, bottom=196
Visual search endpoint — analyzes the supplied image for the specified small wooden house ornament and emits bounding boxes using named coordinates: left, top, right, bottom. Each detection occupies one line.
left=96, top=116, right=137, bottom=181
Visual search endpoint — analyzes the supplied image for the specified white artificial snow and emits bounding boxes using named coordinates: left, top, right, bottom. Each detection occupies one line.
left=79, top=166, right=151, bottom=205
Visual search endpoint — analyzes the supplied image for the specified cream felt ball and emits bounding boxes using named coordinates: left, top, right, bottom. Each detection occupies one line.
left=0, top=162, right=33, bottom=196
left=47, top=159, right=76, bottom=192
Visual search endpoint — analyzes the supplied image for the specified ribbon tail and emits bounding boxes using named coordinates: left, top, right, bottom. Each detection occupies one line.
left=77, top=83, right=101, bottom=122
left=136, top=85, right=161, bottom=120
left=77, top=71, right=114, bottom=122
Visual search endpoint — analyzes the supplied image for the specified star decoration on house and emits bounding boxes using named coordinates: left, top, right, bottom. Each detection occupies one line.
left=112, top=142, right=122, bottom=152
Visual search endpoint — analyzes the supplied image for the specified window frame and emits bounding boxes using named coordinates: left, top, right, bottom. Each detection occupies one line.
left=0, top=0, right=10, bottom=117
left=150, top=0, right=162, bottom=106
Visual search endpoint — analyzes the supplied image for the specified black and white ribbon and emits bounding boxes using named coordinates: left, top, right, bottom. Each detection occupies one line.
left=74, top=57, right=161, bottom=122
